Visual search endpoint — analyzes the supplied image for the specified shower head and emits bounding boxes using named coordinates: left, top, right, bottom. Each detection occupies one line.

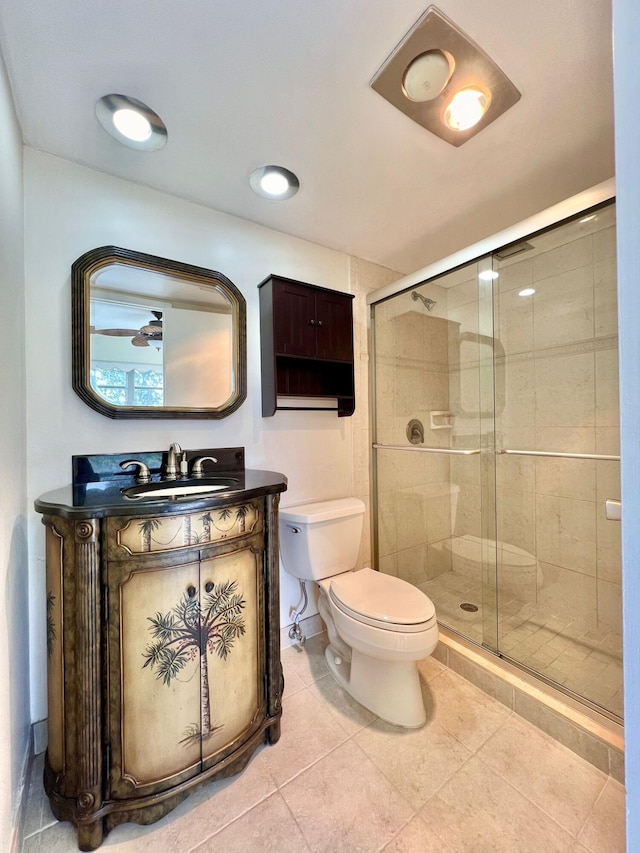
left=411, top=291, right=437, bottom=311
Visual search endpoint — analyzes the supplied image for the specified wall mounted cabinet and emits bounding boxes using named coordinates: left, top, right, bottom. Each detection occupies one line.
left=258, top=275, right=355, bottom=416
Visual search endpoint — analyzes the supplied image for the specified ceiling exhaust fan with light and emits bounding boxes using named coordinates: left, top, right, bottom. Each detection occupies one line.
left=90, top=310, right=163, bottom=347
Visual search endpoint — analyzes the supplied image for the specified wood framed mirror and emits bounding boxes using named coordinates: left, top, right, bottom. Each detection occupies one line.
left=72, top=246, right=247, bottom=419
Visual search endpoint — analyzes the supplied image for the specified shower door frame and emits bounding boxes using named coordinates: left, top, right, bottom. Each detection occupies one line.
left=368, top=181, right=620, bottom=719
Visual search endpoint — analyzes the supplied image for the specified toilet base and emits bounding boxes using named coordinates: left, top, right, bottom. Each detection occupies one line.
left=324, top=644, right=426, bottom=728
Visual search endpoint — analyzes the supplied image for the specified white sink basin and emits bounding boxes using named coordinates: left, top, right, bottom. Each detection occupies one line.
left=123, top=478, right=238, bottom=500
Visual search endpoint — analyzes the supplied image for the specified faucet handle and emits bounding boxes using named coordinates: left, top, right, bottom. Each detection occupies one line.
left=120, top=459, right=152, bottom=484
left=190, top=456, right=218, bottom=478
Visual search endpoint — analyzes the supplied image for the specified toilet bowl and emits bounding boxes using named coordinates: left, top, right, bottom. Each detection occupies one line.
left=280, top=498, right=438, bottom=727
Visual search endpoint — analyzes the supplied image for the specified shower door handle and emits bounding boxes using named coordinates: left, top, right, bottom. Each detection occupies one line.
left=605, top=499, right=621, bottom=521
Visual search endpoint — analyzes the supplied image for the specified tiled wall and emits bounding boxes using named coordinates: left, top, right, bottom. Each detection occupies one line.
left=349, top=256, right=402, bottom=569
left=495, top=207, right=620, bottom=632
left=373, top=272, right=473, bottom=585
left=373, top=205, right=621, bottom=636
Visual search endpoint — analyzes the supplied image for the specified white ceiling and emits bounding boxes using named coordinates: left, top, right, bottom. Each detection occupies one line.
left=0, top=0, right=614, bottom=274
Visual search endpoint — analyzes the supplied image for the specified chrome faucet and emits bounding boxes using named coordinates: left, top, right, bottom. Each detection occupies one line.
left=163, top=442, right=182, bottom=481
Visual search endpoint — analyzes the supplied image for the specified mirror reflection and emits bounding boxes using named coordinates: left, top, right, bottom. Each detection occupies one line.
left=72, top=247, right=246, bottom=419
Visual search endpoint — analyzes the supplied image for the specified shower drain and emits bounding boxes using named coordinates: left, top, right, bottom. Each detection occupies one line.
left=460, top=602, right=479, bottom=613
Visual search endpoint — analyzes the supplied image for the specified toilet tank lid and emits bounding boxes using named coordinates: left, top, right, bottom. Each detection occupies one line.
left=280, top=497, right=365, bottom=524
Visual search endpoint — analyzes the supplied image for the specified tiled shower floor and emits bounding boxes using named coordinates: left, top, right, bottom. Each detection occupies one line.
left=22, top=634, right=625, bottom=852
left=421, top=571, right=624, bottom=719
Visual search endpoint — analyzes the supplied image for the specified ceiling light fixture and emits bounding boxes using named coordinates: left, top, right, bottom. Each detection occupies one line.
left=112, top=109, right=152, bottom=142
left=249, top=165, right=300, bottom=200
left=444, top=87, right=490, bottom=131
left=402, top=50, right=453, bottom=102
left=580, top=214, right=597, bottom=224
left=370, top=6, right=520, bottom=146
left=478, top=269, right=499, bottom=281
left=96, top=94, right=168, bottom=151
left=518, top=288, right=536, bottom=297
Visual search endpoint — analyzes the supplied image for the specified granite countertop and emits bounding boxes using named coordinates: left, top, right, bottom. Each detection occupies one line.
left=35, top=468, right=288, bottom=519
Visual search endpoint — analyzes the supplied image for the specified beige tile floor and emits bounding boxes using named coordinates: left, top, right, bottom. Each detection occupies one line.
left=421, top=570, right=624, bottom=718
left=22, top=634, right=626, bottom=853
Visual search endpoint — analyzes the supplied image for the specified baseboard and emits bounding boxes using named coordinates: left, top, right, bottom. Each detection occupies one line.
left=10, top=732, right=33, bottom=853
left=32, top=719, right=47, bottom=756
left=280, top=613, right=324, bottom=649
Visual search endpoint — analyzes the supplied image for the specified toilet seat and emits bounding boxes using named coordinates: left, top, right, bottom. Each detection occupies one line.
left=324, top=568, right=436, bottom=634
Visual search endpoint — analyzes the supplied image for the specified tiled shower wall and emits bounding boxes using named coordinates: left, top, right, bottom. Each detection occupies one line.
left=373, top=206, right=621, bottom=638
left=374, top=280, right=458, bottom=584
left=494, top=208, right=620, bottom=632
left=349, top=256, right=402, bottom=570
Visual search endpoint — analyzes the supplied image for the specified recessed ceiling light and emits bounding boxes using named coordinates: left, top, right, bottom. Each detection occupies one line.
left=402, top=50, right=453, bottom=102
left=580, top=214, right=597, bottom=224
left=96, top=94, right=167, bottom=151
left=112, top=108, right=152, bottom=142
left=444, top=87, right=490, bottom=131
left=478, top=270, right=499, bottom=281
left=249, top=165, right=300, bottom=200
left=519, top=288, right=536, bottom=297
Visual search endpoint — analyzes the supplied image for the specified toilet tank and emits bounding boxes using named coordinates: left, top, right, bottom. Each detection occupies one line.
left=279, top=498, right=365, bottom=581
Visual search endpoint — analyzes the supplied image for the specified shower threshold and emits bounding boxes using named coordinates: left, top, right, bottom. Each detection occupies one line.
left=433, top=625, right=624, bottom=781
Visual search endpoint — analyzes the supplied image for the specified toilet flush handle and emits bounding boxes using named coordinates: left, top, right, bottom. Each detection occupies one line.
left=286, top=524, right=302, bottom=534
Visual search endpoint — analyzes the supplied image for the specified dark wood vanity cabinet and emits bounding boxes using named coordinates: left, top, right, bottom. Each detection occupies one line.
left=38, top=484, right=284, bottom=851
left=258, top=275, right=355, bottom=416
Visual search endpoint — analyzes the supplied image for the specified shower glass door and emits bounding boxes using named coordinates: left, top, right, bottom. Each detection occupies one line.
left=371, top=257, right=499, bottom=652
left=371, top=200, right=623, bottom=719
left=492, top=203, right=622, bottom=718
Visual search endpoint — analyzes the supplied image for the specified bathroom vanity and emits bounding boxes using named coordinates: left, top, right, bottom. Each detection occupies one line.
left=35, top=448, right=286, bottom=850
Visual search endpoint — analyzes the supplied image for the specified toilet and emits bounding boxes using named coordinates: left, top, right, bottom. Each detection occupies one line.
left=279, top=497, right=438, bottom=727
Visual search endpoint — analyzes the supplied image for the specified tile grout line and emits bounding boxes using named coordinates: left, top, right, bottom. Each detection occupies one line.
left=470, top=752, right=587, bottom=842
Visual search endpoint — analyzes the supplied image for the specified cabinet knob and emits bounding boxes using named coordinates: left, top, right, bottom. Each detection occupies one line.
left=316, top=319, right=323, bottom=327
left=205, top=581, right=214, bottom=593
left=187, top=585, right=197, bottom=598
left=309, top=319, right=316, bottom=326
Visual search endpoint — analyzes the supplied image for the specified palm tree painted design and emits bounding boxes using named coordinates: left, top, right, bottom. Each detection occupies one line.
left=213, top=507, right=234, bottom=537
left=138, top=518, right=162, bottom=552
left=46, top=592, right=56, bottom=658
left=236, top=504, right=249, bottom=533
left=142, top=579, right=246, bottom=745
left=200, top=512, right=213, bottom=542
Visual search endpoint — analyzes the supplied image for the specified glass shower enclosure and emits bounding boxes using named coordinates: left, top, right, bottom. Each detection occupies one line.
left=371, top=201, right=622, bottom=719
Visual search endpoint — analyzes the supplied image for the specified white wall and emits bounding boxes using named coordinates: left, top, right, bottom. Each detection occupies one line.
left=24, top=150, right=358, bottom=722
left=612, top=0, right=640, bottom=839
left=0, top=45, right=30, bottom=852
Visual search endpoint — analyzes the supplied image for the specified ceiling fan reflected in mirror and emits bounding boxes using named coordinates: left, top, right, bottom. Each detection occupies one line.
left=90, top=310, right=163, bottom=347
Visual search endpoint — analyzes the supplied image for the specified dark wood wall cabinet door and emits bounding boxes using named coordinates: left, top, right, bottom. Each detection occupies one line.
left=258, top=275, right=355, bottom=417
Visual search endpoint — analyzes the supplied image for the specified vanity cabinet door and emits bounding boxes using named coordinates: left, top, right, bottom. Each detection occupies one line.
left=106, top=530, right=267, bottom=799
left=107, top=555, right=203, bottom=799
left=198, top=542, right=265, bottom=770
